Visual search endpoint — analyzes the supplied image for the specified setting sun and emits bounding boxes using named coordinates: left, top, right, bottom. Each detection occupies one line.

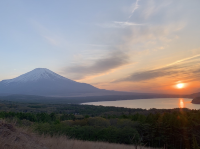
left=176, top=83, right=185, bottom=89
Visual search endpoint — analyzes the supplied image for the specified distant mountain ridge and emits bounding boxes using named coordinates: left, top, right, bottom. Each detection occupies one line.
left=189, top=92, right=200, bottom=98
left=0, top=68, right=102, bottom=96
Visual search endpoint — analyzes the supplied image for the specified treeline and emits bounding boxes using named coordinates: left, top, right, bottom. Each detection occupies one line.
left=0, top=111, right=75, bottom=123
left=0, top=100, right=147, bottom=115
left=1, top=109, right=200, bottom=148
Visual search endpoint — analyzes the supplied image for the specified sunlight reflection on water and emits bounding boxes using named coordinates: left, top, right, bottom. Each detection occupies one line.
left=179, top=98, right=185, bottom=108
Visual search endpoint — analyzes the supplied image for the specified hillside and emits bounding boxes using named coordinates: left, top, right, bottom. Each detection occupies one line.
left=0, top=121, right=152, bottom=149
left=191, top=97, right=200, bottom=104
left=0, top=120, right=46, bottom=149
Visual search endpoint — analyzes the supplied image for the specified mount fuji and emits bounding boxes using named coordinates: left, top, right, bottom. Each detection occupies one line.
left=0, top=68, right=107, bottom=96
left=0, top=68, right=189, bottom=101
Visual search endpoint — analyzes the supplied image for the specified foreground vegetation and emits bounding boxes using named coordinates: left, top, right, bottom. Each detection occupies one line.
left=0, top=120, right=154, bottom=149
left=0, top=100, right=200, bottom=148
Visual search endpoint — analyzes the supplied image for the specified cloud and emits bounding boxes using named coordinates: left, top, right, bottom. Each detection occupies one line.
left=63, top=1, right=186, bottom=82
left=43, top=36, right=60, bottom=46
left=128, top=0, right=140, bottom=19
left=96, top=21, right=143, bottom=28
left=64, top=15, right=185, bottom=81
left=114, top=21, right=144, bottom=27
left=30, top=19, right=67, bottom=47
left=95, top=20, right=185, bottom=48
left=114, top=54, right=200, bottom=83
left=64, top=50, right=130, bottom=80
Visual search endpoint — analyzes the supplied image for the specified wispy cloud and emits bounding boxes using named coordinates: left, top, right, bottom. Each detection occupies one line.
left=114, top=54, right=200, bottom=83
left=128, top=0, right=140, bottom=19
left=66, top=19, right=185, bottom=81
left=114, top=21, right=144, bottom=27
left=43, top=36, right=60, bottom=46
left=96, top=0, right=142, bottom=29
left=63, top=50, right=130, bottom=80
left=63, top=0, right=186, bottom=85
left=96, top=21, right=143, bottom=28
left=155, top=54, right=200, bottom=69
left=30, top=19, right=67, bottom=47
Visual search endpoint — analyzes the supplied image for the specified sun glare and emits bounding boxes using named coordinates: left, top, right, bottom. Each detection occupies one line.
left=176, top=83, right=184, bottom=89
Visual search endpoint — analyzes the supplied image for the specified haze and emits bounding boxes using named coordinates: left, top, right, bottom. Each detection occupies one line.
left=1, top=0, right=200, bottom=94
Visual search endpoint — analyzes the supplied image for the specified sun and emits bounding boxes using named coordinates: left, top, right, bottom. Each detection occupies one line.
left=176, top=83, right=184, bottom=89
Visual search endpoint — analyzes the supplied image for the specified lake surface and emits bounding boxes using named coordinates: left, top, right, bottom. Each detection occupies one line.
left=82, top=98, right=200, bottom=109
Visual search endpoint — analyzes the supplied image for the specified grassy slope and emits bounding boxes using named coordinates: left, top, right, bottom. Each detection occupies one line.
left=0, top=120, right=156, bottom=149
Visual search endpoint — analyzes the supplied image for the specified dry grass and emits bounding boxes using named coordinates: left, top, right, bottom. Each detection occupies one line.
left=0, top=120, right=156, bottom=149
left=41, top=136, right=155, bottom=149
left=0, top=120, right=47, bottom=149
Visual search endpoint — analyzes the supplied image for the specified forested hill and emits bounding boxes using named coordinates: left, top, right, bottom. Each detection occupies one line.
left=192, top=97, right=200, bottom=104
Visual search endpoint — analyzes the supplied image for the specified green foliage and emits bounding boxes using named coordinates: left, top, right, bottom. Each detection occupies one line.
left=28, top=105, right=43, bottom=108
left=0, top=111, right=64, bottom=123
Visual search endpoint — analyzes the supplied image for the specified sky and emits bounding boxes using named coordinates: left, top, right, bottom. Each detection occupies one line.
left=1, top=0, right=200, bottom=94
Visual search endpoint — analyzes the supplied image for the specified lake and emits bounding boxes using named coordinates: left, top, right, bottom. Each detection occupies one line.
left=82, top=98, right=200, bottom=109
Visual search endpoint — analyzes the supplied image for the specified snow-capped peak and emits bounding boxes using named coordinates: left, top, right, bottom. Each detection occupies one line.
left=3, top=68, right=70, bottom=84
